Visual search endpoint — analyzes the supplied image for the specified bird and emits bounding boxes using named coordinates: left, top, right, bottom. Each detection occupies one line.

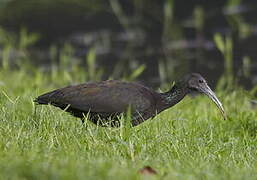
left=34, top=73, right=225, bottom=127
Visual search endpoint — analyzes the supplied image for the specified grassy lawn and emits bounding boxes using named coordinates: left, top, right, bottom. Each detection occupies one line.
left=0, top=68, right=256, bottom=180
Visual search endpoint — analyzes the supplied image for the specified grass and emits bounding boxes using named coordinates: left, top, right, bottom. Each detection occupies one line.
left=0, top=67, right=257, bottom=180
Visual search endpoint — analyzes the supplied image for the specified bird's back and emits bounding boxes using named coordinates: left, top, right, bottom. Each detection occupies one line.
left=35, top=80, right=159, bottom=126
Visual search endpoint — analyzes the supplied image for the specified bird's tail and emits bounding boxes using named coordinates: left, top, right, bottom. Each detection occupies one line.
left=34, top=90, right=57, bottom=105
left=34, top=96, right=49, bottom=105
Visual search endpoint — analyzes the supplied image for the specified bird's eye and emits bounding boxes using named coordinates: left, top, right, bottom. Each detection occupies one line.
left=199, top=79, right=204, bottom=83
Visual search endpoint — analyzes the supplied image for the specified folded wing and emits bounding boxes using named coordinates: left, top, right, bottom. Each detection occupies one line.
left=35, top=80, right=156, bottom=115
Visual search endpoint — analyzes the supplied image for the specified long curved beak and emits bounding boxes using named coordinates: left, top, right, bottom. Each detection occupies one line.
left=200, top=85, right=226, bottom=119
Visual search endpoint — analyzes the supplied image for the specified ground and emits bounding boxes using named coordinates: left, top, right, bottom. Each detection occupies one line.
left=0, top=69, right=257, bottom=180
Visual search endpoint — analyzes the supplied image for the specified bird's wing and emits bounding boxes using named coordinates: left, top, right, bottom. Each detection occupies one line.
left=35, top=80, right=155, bottom=114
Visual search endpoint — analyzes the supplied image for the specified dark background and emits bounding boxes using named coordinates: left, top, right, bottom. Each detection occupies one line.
left=0, top=0, right=256, bottom=89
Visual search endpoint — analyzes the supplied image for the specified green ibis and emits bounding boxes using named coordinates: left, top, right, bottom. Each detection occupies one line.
left=35, top=73, right=225, bottom=127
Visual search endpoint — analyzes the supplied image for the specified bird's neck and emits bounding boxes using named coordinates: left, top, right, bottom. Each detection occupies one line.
left=159, top=84, right=188, bottom=110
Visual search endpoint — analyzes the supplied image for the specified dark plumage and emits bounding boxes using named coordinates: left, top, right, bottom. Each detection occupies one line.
left=34, top=73, right=225, bottom=127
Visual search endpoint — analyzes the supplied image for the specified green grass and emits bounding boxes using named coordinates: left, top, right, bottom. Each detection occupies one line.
left=0, top=68, right=257, bottom=180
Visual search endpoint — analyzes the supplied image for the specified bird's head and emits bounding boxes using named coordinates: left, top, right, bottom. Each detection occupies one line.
left=184, top=73, right=226, bottom=119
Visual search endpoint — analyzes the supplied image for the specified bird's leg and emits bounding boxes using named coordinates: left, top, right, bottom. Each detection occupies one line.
left=131, top=111, right=145, bottom=126
left=81, top=118, right=85, bottom=124
left=80, top=118, right=89, bottom=129
left=81, top=112, right=91, bottom=125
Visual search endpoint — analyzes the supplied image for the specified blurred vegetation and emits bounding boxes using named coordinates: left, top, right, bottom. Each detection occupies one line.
left=0, top=0, right=256, bottom=91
